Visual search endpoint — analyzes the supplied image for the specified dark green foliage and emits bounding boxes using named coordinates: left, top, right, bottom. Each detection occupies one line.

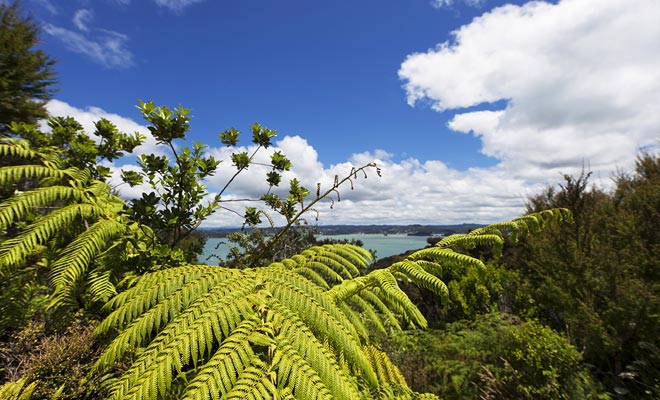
left=0, top=1, right=56, bottom=133
left=5, top=115, right=144, bottom=181
left=505, top=154, right=660, bottom=398
left=383, top=313, right=605, bottom=400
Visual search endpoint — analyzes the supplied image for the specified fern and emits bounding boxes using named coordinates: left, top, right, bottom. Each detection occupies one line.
left=94, top=210, right=567, bottom=399
left=0, top=378, right=38, bottom=400
left=0, top=160, right=136, bottom=311
left=95, top=247, right=387, bottom=399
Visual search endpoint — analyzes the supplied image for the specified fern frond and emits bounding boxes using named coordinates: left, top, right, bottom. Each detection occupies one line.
left=348, top=292, right=388, bottom=335
left=408, top=248, right=485, bottom=271
left=368, top=270, right=427, bottom=328
left=391, top=260, right=449, bottom=305
left=87, top=268, right=117, bottom=302
left=181, top=318, right=259, bottom=400
left=266, top=268, right=365, bottom=358
left=0, top=186, right=84, bottom=229
left=48, top=218, right=128, bottom=308
left=270, top=299, right=365, bottom=399
left=436, top=233, right=504, bottom=250
left=269, top=339, right=332, bottom=400
left=0, top=377, right=38, bottom=400
left=301, top=244, right=367, bottom=279
left=0, top=203, right=104, bottom=269
left=363, top=344, right=410, bottom=392
left=96, top=269, right=252, bottom=372
left=0, top=138, right=43, bottom=161
left=0, top=164, right=67, bottom=186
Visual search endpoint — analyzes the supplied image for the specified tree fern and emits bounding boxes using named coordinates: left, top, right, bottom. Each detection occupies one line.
left=95, top=248, right=385, bottom=399
left=94, top=210, right=567, bottom=399
left=0, top=142, right=138, bottom=311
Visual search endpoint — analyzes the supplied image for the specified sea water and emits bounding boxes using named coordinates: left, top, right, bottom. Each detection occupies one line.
left=200, top=234, right=430, bottom=264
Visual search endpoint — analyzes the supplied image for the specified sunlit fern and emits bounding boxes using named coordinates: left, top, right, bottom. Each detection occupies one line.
left=95, top=209, right=568, bottom=400
left=0, top=138, right=138, bottom=311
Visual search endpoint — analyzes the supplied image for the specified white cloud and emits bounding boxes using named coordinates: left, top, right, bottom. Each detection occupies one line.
left=400, top=0, right=660, bottom=188
left=43, top=24, right=133, bottom=68
left=72, top=9, right=94, bottom=32
left=202, top=134, right=532, bottom=227
left=153, top=0, right=206, bottom=12
left=432, top=0, right=486, bottom=9
left=30, top=0, right=58, bottom=14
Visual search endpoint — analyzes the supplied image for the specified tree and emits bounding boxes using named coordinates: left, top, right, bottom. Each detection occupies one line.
left=0, top=1, right=56, bottom=133
left=121, top=101, right=298, bottom=266
left=505, top=156, right=660, bottom=398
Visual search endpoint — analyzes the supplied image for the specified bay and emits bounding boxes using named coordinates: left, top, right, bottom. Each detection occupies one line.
left=200, top=234, right=430, bottom=264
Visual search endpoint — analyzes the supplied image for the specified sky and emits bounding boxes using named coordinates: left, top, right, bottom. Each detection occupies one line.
left=19, top=0, right=660, bottom=226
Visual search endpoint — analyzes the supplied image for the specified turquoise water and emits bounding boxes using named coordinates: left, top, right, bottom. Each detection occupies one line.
left=200, top=234, right=430, bottom=264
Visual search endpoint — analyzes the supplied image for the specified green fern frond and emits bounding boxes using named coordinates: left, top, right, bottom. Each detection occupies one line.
left=363, top=344, right=411, bottom=395
left=0, top=377, right=38, bottom=400
left=87, top=268, right=117, bottom=302
left=266, top=267, right=366, bottom=359
left=0, top=164, right=66, bottom=186
left=338, top=300, right=370, bottom=339
left=0, top=138, right=43, bottom=161
left=391, top=260, right=449, bottom=305
left=408, top=248, right=485, bottom=271
left=436, top=233, right=504, bottom=250
left=48, top=218, right=128, bottom=307
left=362, top=288, right=404, bottom=332
left=96, top=269, right=252, bottom=371
left=350, top=292, right=389, bottom=334
left=95, top=210, right=567, bottom=400
left=0, top=203, right=104, bottom=269
left=269, top=300, right=367, bottom=399
left=223, top=360, right=277, bottom=400
left=180, top=318, right=259, bottom=400
left=302, top=244, right=368, bottom=279
left=368, top=270, right=427, bottom=328
left=0, top=185, right=85, bottom=229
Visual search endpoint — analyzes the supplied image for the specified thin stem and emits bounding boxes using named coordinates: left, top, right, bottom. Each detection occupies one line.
left=218, top=145, right=263, bottom=197
left=247, top=163, right=376, bottom=268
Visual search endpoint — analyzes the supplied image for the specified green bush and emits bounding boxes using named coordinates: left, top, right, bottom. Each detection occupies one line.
left=383, top=312, right=607, bottom=400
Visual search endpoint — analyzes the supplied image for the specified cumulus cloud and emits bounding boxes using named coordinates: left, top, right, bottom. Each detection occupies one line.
left=72, top=9, right=94, bottom=32
left=43, top=24, right=133, bottom=68
left=202, top=134, right=530, bottom=227
left=400, top=0, right=660, bottom=186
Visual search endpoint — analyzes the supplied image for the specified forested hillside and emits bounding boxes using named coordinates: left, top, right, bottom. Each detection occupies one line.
left=1, top=2, right=658, bottom=399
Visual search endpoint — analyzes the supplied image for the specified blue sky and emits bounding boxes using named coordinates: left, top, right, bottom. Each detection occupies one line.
left=22, top=0, right=660, bottom=226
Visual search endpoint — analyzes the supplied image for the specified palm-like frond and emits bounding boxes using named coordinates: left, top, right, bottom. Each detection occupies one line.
left=95, top=210, right=568, bottom=399
left=0, top=164, right=67, bottom=186
left=49, top=218, right=129, bottom=307
left=0, top=147, right=134, bottom=310
left=0, top=137, right=45, bottom=161
left=95, top=246, right=386, bottom=400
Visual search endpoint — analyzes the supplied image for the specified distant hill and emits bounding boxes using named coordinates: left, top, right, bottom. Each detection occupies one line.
left=199, top=223, right=485, bottom=238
